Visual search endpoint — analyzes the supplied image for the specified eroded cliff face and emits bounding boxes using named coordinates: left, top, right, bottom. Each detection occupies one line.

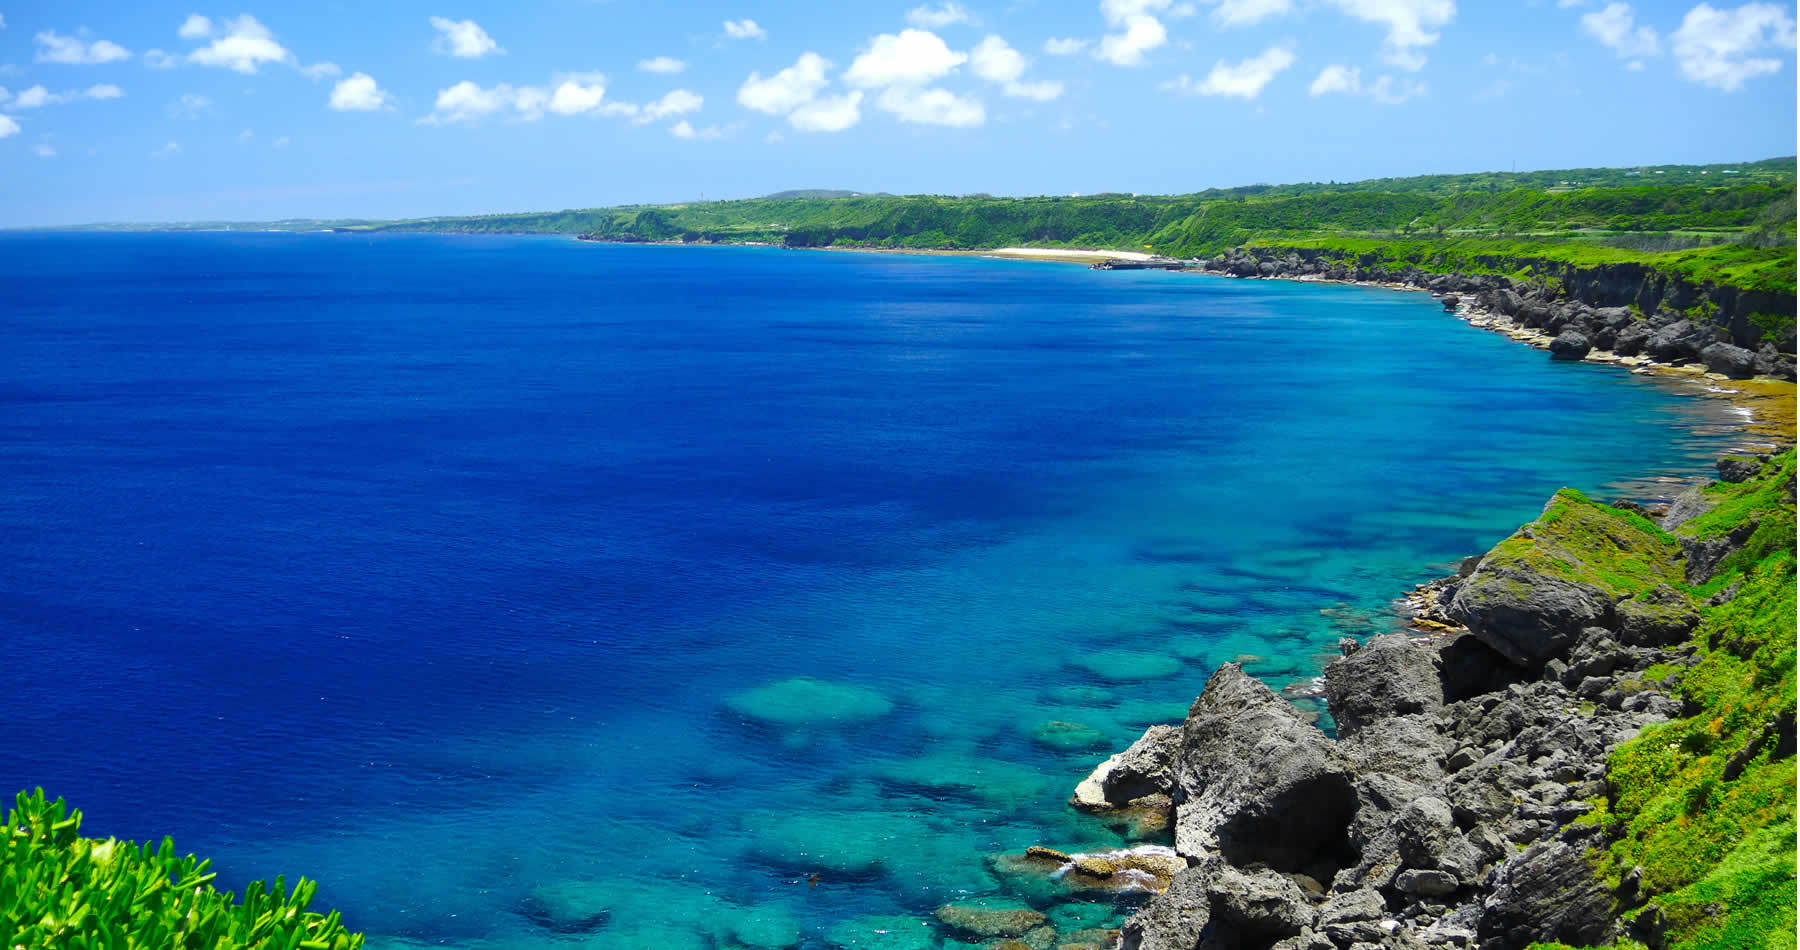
left=1191, top=247, right=1797, bottom=373
left=1069, top=454, right=1796, bottom=950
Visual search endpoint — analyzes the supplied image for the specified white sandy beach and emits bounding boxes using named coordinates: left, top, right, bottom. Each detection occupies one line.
left=988, top=247, right=1158, bottom=262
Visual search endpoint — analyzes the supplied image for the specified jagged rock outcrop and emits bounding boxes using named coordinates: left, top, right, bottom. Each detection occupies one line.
left=1089, top=463, right=1780, bottom=950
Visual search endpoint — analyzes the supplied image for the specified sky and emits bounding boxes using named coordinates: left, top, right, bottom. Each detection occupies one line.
left=0, top=0, right=1794, bottom=225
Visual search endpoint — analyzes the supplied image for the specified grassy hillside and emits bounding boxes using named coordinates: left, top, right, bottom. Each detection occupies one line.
left=1543, top=451, right=1797, bottom=950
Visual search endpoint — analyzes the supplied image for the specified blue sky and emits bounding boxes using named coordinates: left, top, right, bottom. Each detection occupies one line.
left=0, top=0, right=1794, bottom=225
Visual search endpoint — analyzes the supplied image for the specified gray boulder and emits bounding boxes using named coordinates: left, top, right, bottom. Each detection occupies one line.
left=1324, top=635, right=1445, bottom=736
left=1174, top=664, right=1357, bottom=875
left=1700, top=342, right=1758, bottom=378
left=1447, top=563, right=1609, bottom=666
left=1615, top=584, right=1700, bottom=647
left=1072, top=723, right=1180, bottom=809
left=1208, top=865, right=1313, bottom=943
left=1119, top=867, right=1214, bottom=950
left=1716, top=455, right=1761, bottom=483
left=1644, top=319, right=1713, bottom=362
left=1548, top=331, right=1591, bottom=361
left=1594, top=307, right=1635, bottom=329
left=1658, top=481, right=1716, bottom=531
left=1612, top=321, right=1652, bottom=356
left=1478, top=826, right=1615, bottom=949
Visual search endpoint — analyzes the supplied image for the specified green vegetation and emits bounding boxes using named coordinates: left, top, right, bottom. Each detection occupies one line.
left=1, top=789, right=362, bottom=950
left=1574, top=450, right=1797, bottom=950
left=1483, top=488, right=1683, bottom=596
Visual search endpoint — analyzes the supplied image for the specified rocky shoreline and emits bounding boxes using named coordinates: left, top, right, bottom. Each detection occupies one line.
left=1039, top=451, right=1795, bottom=950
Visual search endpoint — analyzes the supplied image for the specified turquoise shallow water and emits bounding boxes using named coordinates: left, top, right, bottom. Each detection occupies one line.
left=0, top=234, right=1743, bottom=948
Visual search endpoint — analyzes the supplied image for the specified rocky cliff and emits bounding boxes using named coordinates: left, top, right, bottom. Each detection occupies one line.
left=1068, top=451, right=1796, bottom=950
left=1190, top=248, right=1797, bottom=380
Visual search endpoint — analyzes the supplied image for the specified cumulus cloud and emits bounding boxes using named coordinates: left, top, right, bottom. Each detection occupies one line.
left=1306, top=63, right=1426, bottom=101
left=35, top=143, right=55, bottom=157
left=424, top=74, right=641, bottom=123
left=151, top=140, right=181, bottom=158
left=875, top=85, right=985, bottom=125
left=35, top=30, right=133, bottom=65
left=1323, top=0, right=1454, bottom=70
left=738, top=52, right=831, bottom=114
left=638, top=56, right=686, bottom=73
left=907, top=2, right=973, bottom=28
left=671, top=119, right=727, bottom=139
left=0, top=115, right=18, bottom=138
left=187, top=15, right=289, bottom=73
left=178, top=15, right=213, bottom=39
left=1164, top=45, right=1295, bottom=97
left=845, top=30, right=968, bottom=86
left=970, top=35, right=1066, bottom=99
left=1582, top=3, right=1660, bottom=59
left=329, top=72, right=390, bottom=111
left=12, top=82, right=125, bottom=107
left=724, top=19, right=767, bottom=40
left=1671, top=2, right=1796, bottom=90
left=1200, top=0, right=1294, bottom=26
left=301, top=61, right=342, bottom=80
left=168, top=92, right=212, bottom=117
left=238, top=128, right=254, bottom=143
left=144, top=49, right=179, bottom=69
left=788, top=90, right=862, bottom=131
left=429, top=17, right=502, bottom=58
left=638, top=88, right=703, bottom=123
left=1096, top=0, right=1171, bottom=67
left=1045, top=37, right=1090, bottom=55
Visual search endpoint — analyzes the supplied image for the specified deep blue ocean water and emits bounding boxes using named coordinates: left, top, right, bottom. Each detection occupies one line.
left=0, top=233, right=1741, bottom=949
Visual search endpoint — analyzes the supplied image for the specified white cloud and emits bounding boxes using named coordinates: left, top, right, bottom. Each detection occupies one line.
left=1582, top=3, right=1660, bottom=58
left=1323, top=0, right=1455, bottom=70
left=738, top=52, right=831, bottom=114
left=1045, top=37, right=1089, bottom=55
left=301, top=61, right=342, bottom=80
left=425, top=80, right=511, bottom=123
left=187, top=15, right=289, bottom=73
left=13, top=83, right=124, bottom=107
left=671, top=119, right=727, bottom=139
left=1306, top=63, right=1426, bottom=101
left=846, top=30, right=968, bottom=86
left=969, top=35, right=1065, bottom=99
left=1164, top=44, right=1295, bottom=97
left=907, top=2, right=973, bottom=28
left=548, top=76, right=609, bottom=115
left=425, top=75, right=642, bottom=123
left=639, top=88, right=703, bottom=122
left=429, top=16, right=502, bottom=58
left=638, top=56, right=686, bottom=74
left=971, top=35, right=1028, bottom=81
left=272, top=135, right=289, bottom=147
left=0, top=14, right=6, bottom=29
left=144, top=49, right=179, bottom=68
left=168, top=92, right=212, bottom=117
left=238, top=128, right=254, bottom=143
left=0, top=115, right=17, bottom=138
left=35, top=30, right=133, bottom=65
left=151, top=140, right=181, bottom=158
left=788, top=90, right=862, bottom=131
left=178, top=15, right=213, bottom=39
left=329, top=72, right=390, bottom=111
left=35, top=143, right=55, bottom=157
left=1671, top=2, right=1796, bottom=90
left=1097, top=14, right=1168, bottom=66
left=724, top=19, right=767, bottom=40
left=875, top=85, right=985, bottom=125
left=1200, top=0, right=1293, bottom=26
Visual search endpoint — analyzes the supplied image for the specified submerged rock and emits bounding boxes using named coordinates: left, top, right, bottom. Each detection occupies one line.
left=823, top=915, right=942, bottom=950
left=933, top=902, right=1048, bottom=939
left=725, top=677, right=894, bottom=727
left=1076, top=650, right=1183, bottom=682
left=518, top=880, right=614, bottom=934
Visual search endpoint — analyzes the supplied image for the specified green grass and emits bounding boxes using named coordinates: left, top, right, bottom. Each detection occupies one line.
left=1, top=789, right=363, bottom=950
left=1479, top=489, right=1684, bottom=597
left=1574, top=450, right=1797, bottom=950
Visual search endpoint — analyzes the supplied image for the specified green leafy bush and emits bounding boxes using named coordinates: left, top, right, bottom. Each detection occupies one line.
left=1, top=789, right=362, bottom=950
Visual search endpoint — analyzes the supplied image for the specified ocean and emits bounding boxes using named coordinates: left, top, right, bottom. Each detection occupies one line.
left=0, top=233, right=1740, bottom=948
